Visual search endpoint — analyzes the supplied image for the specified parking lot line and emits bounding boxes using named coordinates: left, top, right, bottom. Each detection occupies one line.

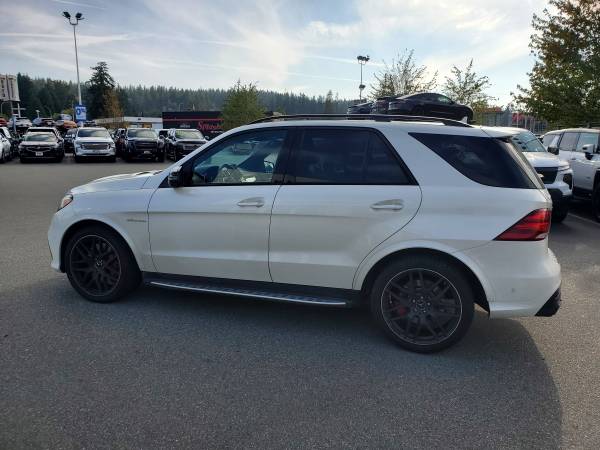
left=568, top=213, right=600, bottom=227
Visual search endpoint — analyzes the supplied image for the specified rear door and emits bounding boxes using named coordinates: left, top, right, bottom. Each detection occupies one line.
left=268, top=127, right=421, bottom=289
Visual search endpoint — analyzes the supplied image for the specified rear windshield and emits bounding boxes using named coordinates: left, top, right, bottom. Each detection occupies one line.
left=78, top=129, right=110, bottom=138
left=409, top=133, right=543, bottom=189
left=128, top=129, right=157, bottom=138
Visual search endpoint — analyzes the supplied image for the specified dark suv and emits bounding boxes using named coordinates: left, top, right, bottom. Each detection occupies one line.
left=388, top=93, right=473, bottom=122
left=122, top=128, right=164, bottom=162
left=347, top=101, right=373, bottom=114
left=164, top=128, right=207, bottom=161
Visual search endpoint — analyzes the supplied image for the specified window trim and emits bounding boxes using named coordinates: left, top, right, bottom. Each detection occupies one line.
left=283, top=126, right=418, bottom=186
left=162, top=126, right=295, bottom=188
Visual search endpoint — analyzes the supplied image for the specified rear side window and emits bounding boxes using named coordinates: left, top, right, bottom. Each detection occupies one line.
left=409, top=133, right=542, bottom=189
left=576, top=132, right=599, bottom=152
left=291, top=129, right=412, bottom=184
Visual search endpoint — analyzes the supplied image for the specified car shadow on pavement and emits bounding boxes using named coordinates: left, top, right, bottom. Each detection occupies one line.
left=1, top=278, right=562, bottom=449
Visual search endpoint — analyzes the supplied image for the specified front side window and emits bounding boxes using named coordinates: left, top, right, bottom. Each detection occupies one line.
left=190, top=129, right=287, bottom=186
left=436, top=95, right=453, bottom=104
left=542, top=134, right=559, bottom=147
left=559, top=132, right=579, bottom=151
left=291, top=129, right=411, bottom=184
left=575, top=132, right=599, bottom=152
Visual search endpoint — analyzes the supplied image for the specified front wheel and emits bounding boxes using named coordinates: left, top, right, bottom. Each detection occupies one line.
left=65, top=225, right=141, bottom=302
left=156, top=153, right=165, bottom=162
left=370, top=255, right=474, bottom=353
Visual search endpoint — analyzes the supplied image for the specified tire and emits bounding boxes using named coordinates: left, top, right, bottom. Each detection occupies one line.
left=19, top=156, right=27, bottom=163
left=74, top=155, right=81, bottom=163
left=156, top=154, right=165, bottom=163
left=65, top=225, right=141, bottom=303
left=107, top=155, right=116, bottom=163
left=592, top=186, right=600, bottom=223
left=370, top=254, right=475, bottom=353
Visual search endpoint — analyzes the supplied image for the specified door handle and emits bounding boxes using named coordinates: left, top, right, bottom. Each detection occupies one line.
left=237, top=197, right=265, bottom=207
left=370, top=199, right=404, bottom=211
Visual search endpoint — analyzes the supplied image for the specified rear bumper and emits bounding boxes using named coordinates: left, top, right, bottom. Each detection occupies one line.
left=536, top=287, right=561, bottom=316
left=460, top=240, right=561, bottom=318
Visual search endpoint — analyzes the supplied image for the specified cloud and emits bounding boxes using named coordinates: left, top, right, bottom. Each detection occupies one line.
left=51, top=0, right=106, bottom=10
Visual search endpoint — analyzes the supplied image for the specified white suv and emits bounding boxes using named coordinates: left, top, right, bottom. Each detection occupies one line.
left=74, top=127, right=116, bottom=162
left=48, top=116, right=561, bottom=352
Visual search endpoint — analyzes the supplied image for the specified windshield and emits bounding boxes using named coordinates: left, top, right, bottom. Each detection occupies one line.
left=78, top=129, right=110, bottom=138
left=24, top=133, right=56, bottom=142
left=128, top=129, right=157, bottom=138
left=175, top=130, right=204, bottom=139
left=510, top=131, right=547, bottom=153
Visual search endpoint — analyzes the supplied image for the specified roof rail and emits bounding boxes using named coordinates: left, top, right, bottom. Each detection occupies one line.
left=250, top=114, right=472, bottom=128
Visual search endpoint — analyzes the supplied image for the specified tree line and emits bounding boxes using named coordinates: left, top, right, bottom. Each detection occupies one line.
left=9, top=71, right=348, bottom=120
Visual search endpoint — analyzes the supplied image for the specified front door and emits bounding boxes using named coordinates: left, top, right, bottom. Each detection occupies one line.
left=148, top=128, right=289, bottom=281
left=269, top=127, right=422, bottom=289
left=570, top=132, right=600, bottom=191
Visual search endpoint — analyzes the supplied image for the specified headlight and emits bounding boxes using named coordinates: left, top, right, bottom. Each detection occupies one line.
left=58, top=193, right=73, bottom=211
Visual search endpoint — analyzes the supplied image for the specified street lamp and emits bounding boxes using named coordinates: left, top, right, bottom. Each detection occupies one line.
left=62, top=11, right=84, bottom=105
left=357, top=55, right=370, bottom=101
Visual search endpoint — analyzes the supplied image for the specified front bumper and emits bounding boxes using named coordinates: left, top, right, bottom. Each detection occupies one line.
left=20, top=147, right=62, bottom=159
left=127, top=146, right=161, bottom=159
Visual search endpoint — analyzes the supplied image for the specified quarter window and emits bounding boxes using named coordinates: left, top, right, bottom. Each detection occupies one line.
left=190, top=129, right=286, bottom=186
left=291, top=129, right=411, bottom=184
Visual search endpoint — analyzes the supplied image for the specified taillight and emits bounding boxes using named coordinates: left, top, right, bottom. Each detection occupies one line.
left=494, top=209, right=551, bottom=241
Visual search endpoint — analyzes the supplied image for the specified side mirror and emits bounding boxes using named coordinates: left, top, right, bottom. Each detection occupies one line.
left=548, top=146, right=559, bottom=155
left=168, top=165, right=185, bottom=188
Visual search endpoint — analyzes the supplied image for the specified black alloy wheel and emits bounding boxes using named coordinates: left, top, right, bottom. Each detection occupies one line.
left=65, top=226, right=141, bottom=302
left=69, top=235, right=122, bottom=297
left=370, top=255, right=474, bottom=352
left=380, top=269, right=462, bottom=346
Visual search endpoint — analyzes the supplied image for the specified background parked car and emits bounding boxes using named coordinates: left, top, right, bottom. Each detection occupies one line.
left=388, top=93, right=473, bottom=122
left=7, top=116, right=32, bottom=132
left=347, top=101, right=373, bottom=114
left=0, top=132, right=11, bottom=163
left=25, top=126, right=63, bottom=142
left=113, top=128, right=126, bottom=156
left=73, top=127, right=116, bottom=162
left=32, top=117, right=55, bottom=127
left=371, top=96, right=397, bottom=114
left=19, top=132, right=64, bottom=162
left=491, top=127, right=573, bottom=222
left=164, top=128, right=207, bottom=161
left=122, top=128, right=164, bottom=162
left=0, top=126, right=18, bottom=158
left=543, top=128, right=600, bottom=221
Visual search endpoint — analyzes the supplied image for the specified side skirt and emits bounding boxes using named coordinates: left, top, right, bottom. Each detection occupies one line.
left=142, top=272, right=361, bottom=308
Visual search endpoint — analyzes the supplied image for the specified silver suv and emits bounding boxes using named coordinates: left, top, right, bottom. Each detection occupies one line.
left=542, top=128, right=600, bottom=221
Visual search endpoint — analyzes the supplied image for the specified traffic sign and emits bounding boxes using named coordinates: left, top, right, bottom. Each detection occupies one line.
left=75, top=105, right=87, bottom=121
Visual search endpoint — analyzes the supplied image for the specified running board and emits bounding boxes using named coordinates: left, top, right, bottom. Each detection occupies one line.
left=145, top=276, right=351, bottom=307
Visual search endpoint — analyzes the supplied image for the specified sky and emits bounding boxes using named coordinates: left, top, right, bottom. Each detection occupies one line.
left=0, top=0, right=549, bottom=105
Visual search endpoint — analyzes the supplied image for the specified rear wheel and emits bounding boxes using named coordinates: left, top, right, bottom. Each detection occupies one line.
left=65, top=225, right=141, bottom=303
left=370, top=255, right=474, bottom=353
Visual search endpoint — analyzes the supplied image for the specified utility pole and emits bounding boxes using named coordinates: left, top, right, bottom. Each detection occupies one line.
left=357, top=55, right=370, bottom=101
left=62, top=11, right=84, bottom=105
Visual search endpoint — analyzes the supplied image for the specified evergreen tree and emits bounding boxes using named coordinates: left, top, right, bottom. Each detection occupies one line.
left=324, top=90, right=335, bottom=113
left=514, top=0, right=600, bottom=126
left=221, top=81, right=264, bottom=130
left=87, top=62, right=117, bottom=119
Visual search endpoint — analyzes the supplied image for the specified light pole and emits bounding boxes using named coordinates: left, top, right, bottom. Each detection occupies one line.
left=357, top=55, right=369, bottom=101
left=62, top=11, right=84, bottom=105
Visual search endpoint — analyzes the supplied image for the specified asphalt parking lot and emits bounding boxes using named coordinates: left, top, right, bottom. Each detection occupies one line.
left=1, top=156, right=599, bottom=449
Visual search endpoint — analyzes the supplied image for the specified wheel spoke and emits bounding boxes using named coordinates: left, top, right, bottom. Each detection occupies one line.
left=70, top=235, right=121, bottom=296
